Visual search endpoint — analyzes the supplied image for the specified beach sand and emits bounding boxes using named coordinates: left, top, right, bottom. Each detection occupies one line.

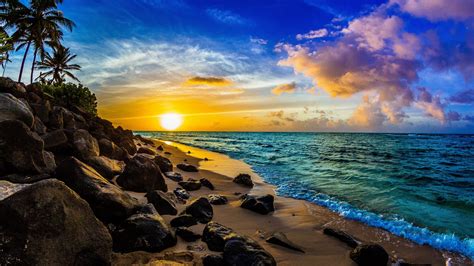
left=112, top=139, right=472, bottom=266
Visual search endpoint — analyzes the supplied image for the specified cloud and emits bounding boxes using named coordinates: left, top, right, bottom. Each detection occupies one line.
left=449, top=89, right=474, bottom=104
left=390, top=0, right=474, bottom=21
left=183, top=76, right=233, bottom=87
left=272, top=82, right=297, bottom=95
left=296, top=28, right=329, bottom=40
left=250, top=37, right=268, bottom=45
left=206, top=8, right=249, bottom=25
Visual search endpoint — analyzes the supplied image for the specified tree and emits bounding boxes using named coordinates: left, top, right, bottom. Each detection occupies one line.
left=36, top=45, right=80, bottom=85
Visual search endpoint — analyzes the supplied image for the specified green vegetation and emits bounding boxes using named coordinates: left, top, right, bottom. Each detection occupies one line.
left=42, top=82, right=97, bottom=116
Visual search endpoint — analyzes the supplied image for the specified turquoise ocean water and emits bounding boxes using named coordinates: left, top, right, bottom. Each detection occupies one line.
left=137, top=132, right=474, bottom=258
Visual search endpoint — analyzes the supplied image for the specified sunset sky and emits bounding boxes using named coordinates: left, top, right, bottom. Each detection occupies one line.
left=7, top=0, right=474, bottom=132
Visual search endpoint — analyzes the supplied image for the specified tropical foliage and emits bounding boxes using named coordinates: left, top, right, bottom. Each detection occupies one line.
left=42, top=82, right=97, bottom=116
left=36, top=45, right=80, bottom=85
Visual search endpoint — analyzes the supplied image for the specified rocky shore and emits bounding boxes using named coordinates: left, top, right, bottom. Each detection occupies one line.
left=0, top=78, right=471, bottom=265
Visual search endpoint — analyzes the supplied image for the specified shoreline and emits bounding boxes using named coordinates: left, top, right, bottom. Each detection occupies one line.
left=114, top=137, right=472, bottom=265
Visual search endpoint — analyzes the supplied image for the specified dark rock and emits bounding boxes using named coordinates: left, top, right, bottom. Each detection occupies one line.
left=41, top=129, right=69, bottom=151
left=165, top=171, right=183, bottom=182
left=265, top=232, right=305, bottom=253
left=86, top=156, right=125, bottom=180
left=30, top=101, right=51, bottom=123
left=208, top=194, right=228, bottom=205
left=136, top=135, right=154, bottom=145
left=233, top=174, right=254, bottom=188
left=164, top=151, right=172, bottom=155
left=98, top=138, right=127, bottom=160
left=182, top=197, right=213, bottom=223
left=157, top=145, right=164, bottom=151
left=0, top=173, right=51, bottom=184
left=179, top=179, right=202, bottom=191
left=350, top=244, right=389, bottom=266
left=177, top=163, right=198, bottom=172
left=32, top=116, right=47, bottom=135
left=145, top=190, right=178, bottom=215
left=137, top=146, right=156, bottom=155
left=117, top=154, right=167, bottom=193
left=240, top=194, right=275, bottom=215
left=55, top=157, right=139, bottom=223
left=135, top=203, right=158, bottom=215
left=153, top=155, right=173, bottom=172
left=0, top=93, right=34, bottom=127
left=112, top=212, right=176, bottom=253
left=170, top=215, right=198, bottom=228
left=200, top=178, right=215, bottom=190
left=174, top=187, right=190, bottom=201
left=176, top=227, right=201, bottom=242
left=202, top=254, right=225, bottom=266
left=323, top=227, right=360, bottom=248
left=202, top=222, right=247, bottom=252
left=0, top=120, right=55, bottom=174
left=27, top=91, right=41, bottom=103
left=0, top=179, right=112, bottom=265
left=73, top=129, right=100, bottom=159
left=0, top=77, right=26, bottom=98
left=223, top=237, right=276, bottom=266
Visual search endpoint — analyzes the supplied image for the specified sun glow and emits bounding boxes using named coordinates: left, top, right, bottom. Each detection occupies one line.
left=159, top=113, right=183, bottom=130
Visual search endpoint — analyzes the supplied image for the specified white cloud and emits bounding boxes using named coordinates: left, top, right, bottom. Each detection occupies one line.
left=296, top=28, right=328, bottom=40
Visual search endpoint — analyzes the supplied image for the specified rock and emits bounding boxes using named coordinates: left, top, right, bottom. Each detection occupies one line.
left=323, top=227, right=360, bottom=248
left=136, top=203, right=159, bottom=215
left=240, top=194, right=275, bottom=215
left=0, top=173, right=51, bottom=184
left=117, top=154, right=167, bottom=193
left=165, top=171, right=183, bottom=182
left=174, top=187, right=190, bottom=201
left=164, top=151, right=171, bottom=155
left=181, top=197, right=213, bottom=223
left=145, top=190, right=178, bottom=215
left=73, top=129, right=100, bottom=159
left=86, top=156, right=125, bottom=180
left=0, top=93, right=34, bottom=127
left=98, top=138, right=125, bottom=160
left=47, top=106, right=64, bottom=129
left=41, top=129, right=69, bottom=152
left=157, top=145, right=164, bottom=151
left=178, top=179, right=202, bottom=191
left=137, top=146, right=156, bottom=155
left=223, top=237, right=276, bottom=266
left=265, top=232, right=305, bottom=253
left=30, top=101, right=51, bottom=123
left=208, top=194, right=228, bottom=205
left=112, top=211, right=176, bottom=253
left=177, top=163, right=198, bottom=172
left=233, top=174, right=254, bottom=188
left=176, top=227, right=201, bottom=242
left=32, top=116, right=47, bottom=135
left=0, top=179, right=112, bottom=265
left=350, top=244, right=389, bottom=266
left=0, top=77, right=26, bottom=98
left=153, top=155, right=173, bottom=172
left=55, top=157, right=139, bottom=223
left=202, top=222, right=241, bottom=252
left=200, top=178, right=215, bottom=190
left=202, top=254, right=225, bottom=266
left=0, top=120, right=55, bottom=174
left=170, top=215, right=198, bottom=228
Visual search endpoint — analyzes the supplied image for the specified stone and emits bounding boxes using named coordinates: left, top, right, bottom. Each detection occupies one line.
left=265, top=232, right=305, bottom=253
left=0, top=120, right=55, bottom=174
left=0, top=173, right=50, bottom=184
left=178, top=179, right=202, bottom=191
left=233, top=174, right=254, bottom=188
left=240, top=194, right=275, bottom=215
left=202, top=222, right=241, bottom=252
left=323, top=227, right=360, bottom=248
left=0, top=93, right=34, bottom=127
left=174, top=187, right=190, bottom=201
left=145, top=190, right=178, bottom=215
left=86, top=156, right=125, bottom=180
left=202, top=254, right=225, bottom=266
left=137, top=146, right=156, bottom=155
left=200, top=178, right=215, bottom=190
left=98, top=138, right=126, bottom=160
left=349, top=244, right=389, bottom=266
left=32, top=116, right=47, bottom=135
left=176, top=227, right=201, bottom=242
left=177, top=163, right=198, bottom=172
left=153, top=155, right=173, bottom=172
left=117, top=154, right=167, bottom=193
left=30, top=101, right=51, bottom=123
left=165, top=171, right=183, bottom=182
left=73, top=129, right=100, bottom=159
left=41, top=129, right=69, bottom=152
left=170, top=215, right=198, bottom=228
left=223, top=237, right=276, bottom=266
left=112, top=211, right=177, bottom=253
left=0, top=77, right=26, bottom=98
left=208, top=194, right=228, bottom=205
left=157, top=145, right=164, bottom=151
left=55, top=157, right=139, bottom=224
left=181, top=197, right=213, bottom=224
left=0, top=179, right=112, bottom=265
left=47, top=106, right=64, bottom=129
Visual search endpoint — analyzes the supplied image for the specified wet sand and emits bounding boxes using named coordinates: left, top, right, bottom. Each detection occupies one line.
left=113, top=139, right=472, bottom=266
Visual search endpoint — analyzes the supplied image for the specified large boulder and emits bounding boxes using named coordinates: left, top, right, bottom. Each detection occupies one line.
left=55, top=157, right=139, bottom=224
left=98, top=138, right=127, bottom=160
left=0, top=93, right=34, bottom=127
left=170, top=215, right=198, bottom=228
left=181, top=197, right=213, bottom=224
left=153, top=155, right=173, bottom=172
left=178, top=179, right=202, bottom=191
left=164, top=171, right=183, bottom=182
left=200, top=178, right=215, bottom=190
left=41, top=129, right=69, bottom=152
left=0, top=120, right=55, bottom=175
left=32, top=115, right=47, bottom=135
left=145, top=190, right=178, bottom=215
left=87, top=156, right=125, bottom=180
left=176, top=227, right=201, bottom=242
left=208, top=194, right=228, bottom=205
left=30, top=101, right=51, bottom=123
left=202, top=222, right=241, bottom=252
left=177, top=163, right=198, bottom=172
left=349, top=244, right=389, bottom=266
left=117, top=154, right=167, bottom=193
left=202, top=254, right=225, bottom=266
left=240, top=194, right=275, bottom=215
left=111, top=206, right=177, bottom=253
left=73, top=129, right=100, bottom=159
left=0, top=77, right=26, bottom=98
left=265, top=232, right=304, bottom=253
left=0, top=179, right=112, bottom=265
left=233, top=174, right=254, bottom=188
left=137, top=146, right=155, bottom=155
left=223, top=237, right=276, bottom=266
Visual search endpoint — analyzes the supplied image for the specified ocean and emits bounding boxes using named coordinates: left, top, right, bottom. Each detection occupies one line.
left=137, top=132, right=474, bottom=258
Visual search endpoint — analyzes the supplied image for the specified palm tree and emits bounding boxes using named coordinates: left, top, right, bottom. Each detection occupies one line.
left=36, top=45, right=80, bottom=85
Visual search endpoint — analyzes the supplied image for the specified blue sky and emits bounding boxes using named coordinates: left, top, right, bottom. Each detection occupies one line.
left=6, top=0, right=474, bottom=132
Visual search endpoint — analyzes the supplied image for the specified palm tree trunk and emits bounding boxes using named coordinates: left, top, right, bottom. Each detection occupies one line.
left=18, top=41, right=31, bottom=82
left=30, top=47, right=38, bottom=84
left=2, top=61, right=7, bottom=77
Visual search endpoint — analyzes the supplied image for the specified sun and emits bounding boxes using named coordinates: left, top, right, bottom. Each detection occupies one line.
left=159, top=113, right=183, bottom=130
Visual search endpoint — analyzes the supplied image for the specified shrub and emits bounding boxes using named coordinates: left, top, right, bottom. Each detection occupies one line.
left=41, top=83, right=97, bottom=116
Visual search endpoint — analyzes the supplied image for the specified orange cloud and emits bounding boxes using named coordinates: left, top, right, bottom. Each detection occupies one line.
left=183, top=76, right=233, bottom=87
left=272, top=82, right=296, bottom=95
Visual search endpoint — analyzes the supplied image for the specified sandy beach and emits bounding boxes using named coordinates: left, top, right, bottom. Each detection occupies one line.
left=112, top=138, right=472, bottom=266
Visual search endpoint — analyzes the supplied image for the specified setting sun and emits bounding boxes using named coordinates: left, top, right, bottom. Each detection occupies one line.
left=159, top=113, right=183, bottom=130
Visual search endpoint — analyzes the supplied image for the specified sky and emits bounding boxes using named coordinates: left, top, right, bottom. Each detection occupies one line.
left=6, top=0, right=474, bottom=132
